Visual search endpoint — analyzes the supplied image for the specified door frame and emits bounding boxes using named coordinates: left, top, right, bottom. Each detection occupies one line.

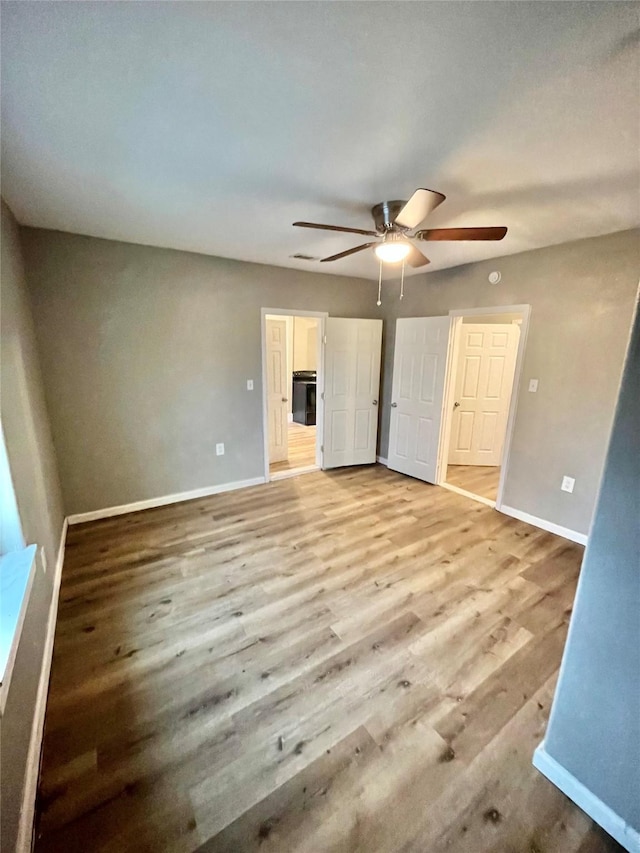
left=261, top=307, right=327, bottom=482
left=436, top=304, right=531, bottom=509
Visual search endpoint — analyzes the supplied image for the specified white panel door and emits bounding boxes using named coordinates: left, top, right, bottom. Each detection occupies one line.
left=387, top=317, right=451, bottom=483
left=449, top=323, right=519, bottom=466
left=266, top=318, right=289, bottom=463
left=323, top=318, right=382, bottom=469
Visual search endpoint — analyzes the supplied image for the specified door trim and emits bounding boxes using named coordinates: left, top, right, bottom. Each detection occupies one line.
left=436, top=304, right=531, bottom=510
left=261, top=308, right=327, bottom=482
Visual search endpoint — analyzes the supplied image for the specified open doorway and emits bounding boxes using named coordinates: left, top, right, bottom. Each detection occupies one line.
left=262, top=309, right=326, bottom=481
left=438, top=309, right=526, bottom=506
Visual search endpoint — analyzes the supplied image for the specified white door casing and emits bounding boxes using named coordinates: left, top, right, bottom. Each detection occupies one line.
left=323, top=318, right=383, bottom=469
left=266, top=318, right=289, bottom=463
left=448, top=323, right=519, bottom=466
left=387, top=317, right=451, bottom=484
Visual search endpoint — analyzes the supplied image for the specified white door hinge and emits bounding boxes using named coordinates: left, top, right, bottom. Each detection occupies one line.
left=320, top=391, right=325, bottom=401
left=320, top=445, right=324, bottom=453
left=323, top=334, right=327, bottom=345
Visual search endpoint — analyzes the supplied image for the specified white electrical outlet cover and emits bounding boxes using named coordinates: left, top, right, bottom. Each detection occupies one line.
left=216, top=443, right=225, bottom=456
left=247, top=379, right=254, bottom=390
left=561, top=476, right=575, bottom=493
left=528, top=379, right=539, bottom=392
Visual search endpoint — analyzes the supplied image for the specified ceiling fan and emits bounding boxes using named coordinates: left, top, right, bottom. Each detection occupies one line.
left=293, top=188, right=507, bottom=267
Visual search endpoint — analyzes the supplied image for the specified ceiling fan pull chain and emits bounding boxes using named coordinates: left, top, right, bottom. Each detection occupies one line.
left=377, top=259, right=383, bottom=306
left=399, top=260, right=405, bottom=300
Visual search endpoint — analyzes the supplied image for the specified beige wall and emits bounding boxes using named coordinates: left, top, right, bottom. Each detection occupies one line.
left=0, top=202, right=65, bottom=852
left=293, top=317, right=318, bottom=371
left=22, top=229, right=376, bottom=514
left=379, top=228, right=640, bottom=536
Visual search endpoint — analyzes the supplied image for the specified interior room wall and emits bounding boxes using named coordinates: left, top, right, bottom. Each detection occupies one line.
left=378, top=228, right=639, bottom=536
left=293, top=317, right=318, bottom=371
left=535, top=291, right=639, bottom=848
left=0, top=201, right=65, bottom=853
left=307, top=324, right=318, bottom=369
left=21, top=228, right=377, bottom=514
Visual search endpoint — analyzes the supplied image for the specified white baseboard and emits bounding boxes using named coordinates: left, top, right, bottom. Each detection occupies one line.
left=16, top=518, right=68, bottom=853
left=376, top=456, right=388, bottom=466
left=533, top=744, right=640, bottom=853
left=371, top=467, right=586, bottom=544
left=499, top=504, right=588, bottom=546
left=67, top=477, right=266, bottom=525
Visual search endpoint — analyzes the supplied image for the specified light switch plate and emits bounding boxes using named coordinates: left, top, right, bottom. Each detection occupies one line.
left=561, top=476, right=575, bottom=493
left=247, top=379, right=254, bottom=390
left=528, top=379, right=539, bottom=392
left=216, top=443, right=225, bottom=456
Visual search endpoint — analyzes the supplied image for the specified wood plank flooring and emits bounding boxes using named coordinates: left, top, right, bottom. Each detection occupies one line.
left=35, top=466, right=622, bottom=853
left=269, top=423, right=316, bottom=474
left=446, top=464, right=501, bottom=501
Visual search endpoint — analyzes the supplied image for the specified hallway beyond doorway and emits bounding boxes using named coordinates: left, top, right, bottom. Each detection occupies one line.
left=269, top=422, right=316, bottom=475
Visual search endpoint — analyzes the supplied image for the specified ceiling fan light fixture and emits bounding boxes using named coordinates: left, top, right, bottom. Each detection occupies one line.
left=374, top=236, right=411, bottom=263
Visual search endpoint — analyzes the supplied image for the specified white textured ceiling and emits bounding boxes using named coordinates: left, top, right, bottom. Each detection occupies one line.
left=1, top=1, right=639, bottom=280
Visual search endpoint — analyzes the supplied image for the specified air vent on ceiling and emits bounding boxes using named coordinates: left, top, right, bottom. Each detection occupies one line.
left=290, top=253, right=319, bottom=261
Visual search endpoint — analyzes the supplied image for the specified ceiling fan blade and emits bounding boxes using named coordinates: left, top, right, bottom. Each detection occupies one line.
left=320, top=242, right=376, bottom=263
left=406, top=243, right=431, bottom=268
left=414, top=226, right=508, bottom=241
left=394, top=188, right=446, bottom=229
left=293, top=221, right=378, bottom=237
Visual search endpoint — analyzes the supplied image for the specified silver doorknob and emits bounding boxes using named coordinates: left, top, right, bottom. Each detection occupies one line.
left=391, top=402, right=398, bottom=408
left=453, top=401, right=460, bottom=408
left=373, top=399, right=378, bottom=406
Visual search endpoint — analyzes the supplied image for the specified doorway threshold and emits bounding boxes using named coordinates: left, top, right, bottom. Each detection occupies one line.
left=269, top=465, right=319, bottom=482
left=440, top=481, right=496, bottom=508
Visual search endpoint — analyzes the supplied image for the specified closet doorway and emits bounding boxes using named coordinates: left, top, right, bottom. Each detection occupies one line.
left=438, top=307, right=528, bottom=506
left=386, top=305, right=530, bottom=509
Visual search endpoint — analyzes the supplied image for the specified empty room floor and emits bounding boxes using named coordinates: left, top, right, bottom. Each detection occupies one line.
left=269, top=422, right=316, bottom=475
left=35, top=468, right=622, bottom=853
left=445, top=464, right=501, bottom=501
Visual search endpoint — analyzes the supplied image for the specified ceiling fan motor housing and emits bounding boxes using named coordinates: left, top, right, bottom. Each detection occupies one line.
left=371, top=200, right=408, bottom=233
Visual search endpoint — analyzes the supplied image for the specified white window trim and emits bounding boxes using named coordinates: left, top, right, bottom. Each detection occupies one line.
left=0, top=544, right=38, bottom=713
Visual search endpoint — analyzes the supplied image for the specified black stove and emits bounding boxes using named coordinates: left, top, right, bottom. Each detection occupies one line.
left=292, top=370, right=317, bottom=426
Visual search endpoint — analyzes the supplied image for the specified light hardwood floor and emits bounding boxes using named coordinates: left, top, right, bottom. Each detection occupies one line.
left=35, top=466, right=622, bottom=853
left=269, top=422, right=317, bottom=475
left=446, top=464, right=501, bottom=501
